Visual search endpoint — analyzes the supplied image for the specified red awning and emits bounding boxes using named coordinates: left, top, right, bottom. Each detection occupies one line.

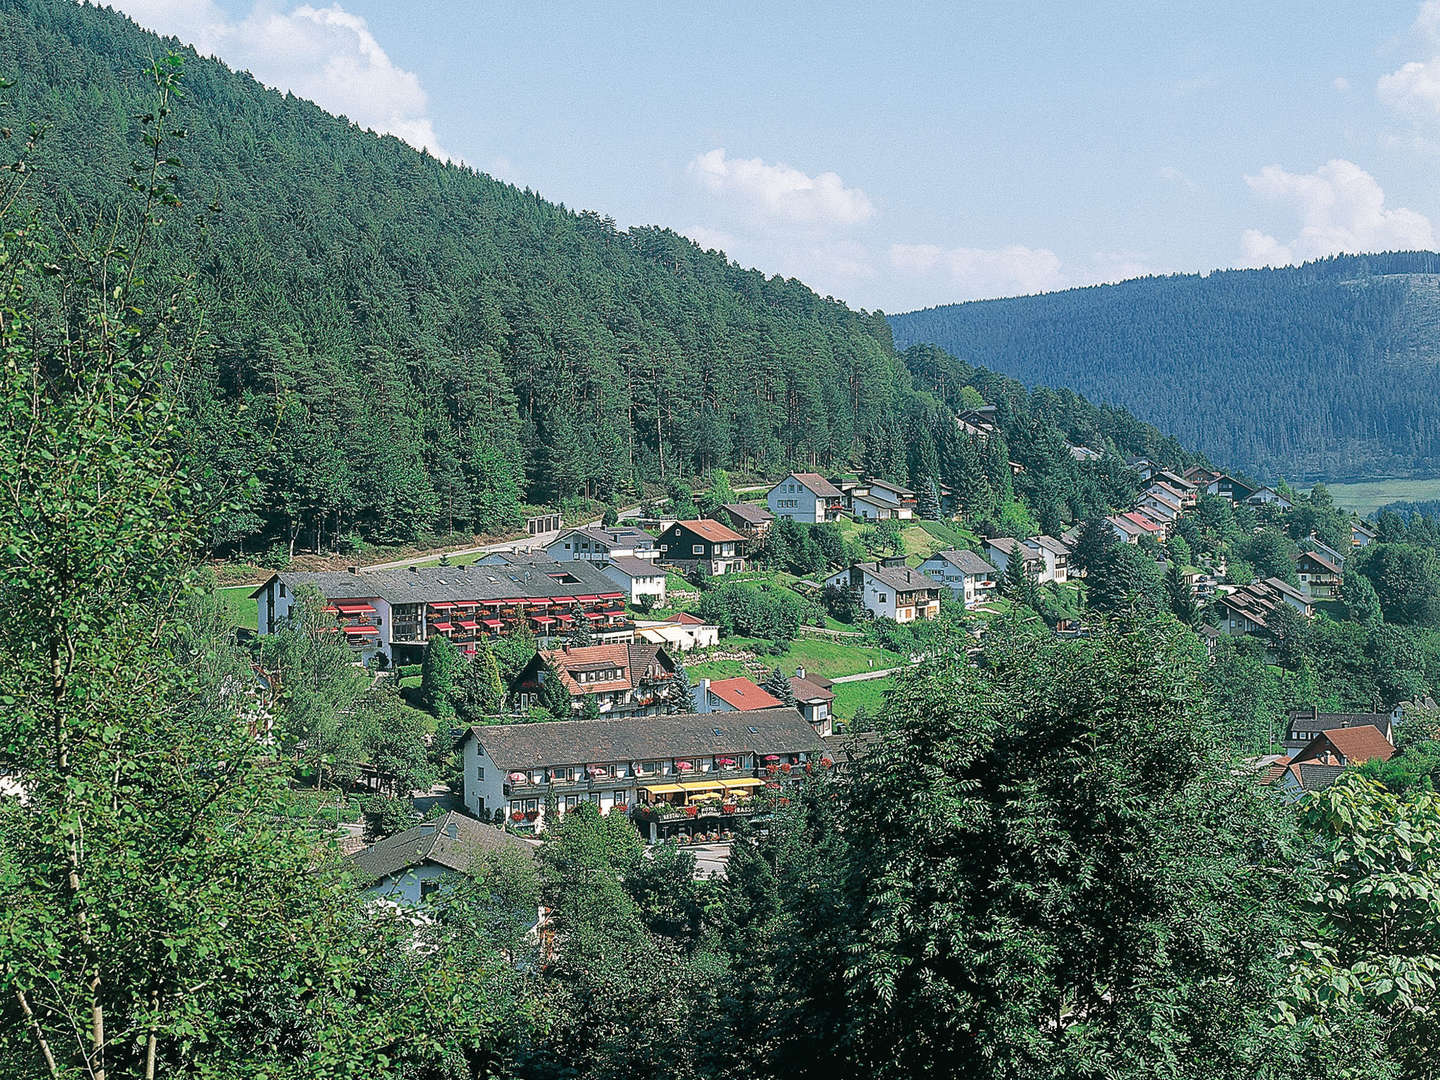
left=430, top=622, right=455, bottom=632
left=480, top=599, right=506, bottom=607
left=526, top=597, right=551, bottom=606
left=598, top=591, right=625, bottom=600
left=480, top=618, right=503, bottom=629
left=335, top=602, right=376, bottom=615
left=341, top=625, right=377, bottom=636
left=428, top=602, right=455, bottom=611
left=532, top=615, right=556, bottom=625
left=550, top=596, right=577, bottom=604
left=574, top=594, right=600, bottom=602
left=323, top=605, right=339, bottom=613
left=584, top=611, right=605, bottom=621
left=555, top=613, right=575, bottom=623
left=457, top=620, right=479, bottom=630
left=601, top=607, right=626, bottom=616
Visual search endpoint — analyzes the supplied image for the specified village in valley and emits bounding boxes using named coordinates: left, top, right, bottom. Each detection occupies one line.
left=239, top=401, right=1408, bottom=904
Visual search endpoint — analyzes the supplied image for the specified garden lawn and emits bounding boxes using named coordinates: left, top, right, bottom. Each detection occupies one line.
left=685, top=636, right=904, bottom=682
left=219, top=584, right=258, bottom=631
left=832, top=675, right=896, bottom=720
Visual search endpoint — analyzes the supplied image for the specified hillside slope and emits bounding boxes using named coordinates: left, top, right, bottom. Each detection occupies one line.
left=0, top=0, right=1189, bottom=556
left=889, top=254, right=1440, bottom=483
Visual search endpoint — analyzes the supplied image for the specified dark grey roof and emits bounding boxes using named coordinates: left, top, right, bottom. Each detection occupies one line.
left=924, top=549, right=996, bottom=576
left=822, top=729, right=881, bottom=765
left=853, top=561, right=938, bottom=594
left=1285, top=710, right=1390, bottom=737
left=721, top=502, right=775, bottom=525
left=790, top=675, right=835, bottom=704
left=603, top=555, right=665, bottom=577
left=555, top=526, right=657, bottom=548
left=347, top=811, right=535, bottom=883
left=1295, top=763, right=1347, bottom=791
left=1031, top=535, right=1071, bottom=555
left=465, top=707, right=824, bottom=769
left=262, top=557, right=620, bottom=605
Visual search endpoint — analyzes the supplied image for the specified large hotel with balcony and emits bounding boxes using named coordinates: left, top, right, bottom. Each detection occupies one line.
left=250, top=557, right=633, bottom=665
left=459, top=707, right=827, bottom=842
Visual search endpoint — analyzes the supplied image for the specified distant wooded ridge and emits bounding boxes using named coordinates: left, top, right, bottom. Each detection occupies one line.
left=889, top=252, right=1440, bottom=485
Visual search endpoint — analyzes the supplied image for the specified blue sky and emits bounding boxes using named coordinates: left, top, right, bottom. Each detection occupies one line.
left=109, top=1, right=1440, bottom=311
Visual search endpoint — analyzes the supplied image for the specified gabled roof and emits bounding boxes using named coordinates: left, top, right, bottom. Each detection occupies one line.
left=252, top=558, right=622, bottom=606
left=348, top=811, right=534, bottom=884
left=534, top=643, right=674, bottom=697
left=554, top=526, right=657, bottom=549
left=924, top=548, right=996, bottom=576
left=1121, top=511, right=1166, bottom=533
left=1285, top=709, right=1390, bottom=738
left=671, top=519, right=747, bottom=543
left=1291, top=725, right=1394, bottom=767
left=986, top=536, right=1034, bottom=558
left=465, top=707, right=824, bottom=769
left=707, top=677, right=783, bottom=711
left=1216, top=577, right=1310, bottom=628
left=790, top=675, right=835, bottom=704
left=720, top=502, right=775, bottom=525
left=851, top=561, right=941, bottom=593
left=1148, top=480, right=1189, bottom=502
left=1298, top=550, right=1342, bottom=575
left=671, top=611, right=708, bottom=625
left=1031, top=535, right=1071, bottom=556
left=785, top=472, right=845, bottom=499
left=603, top=555, right=665, bottom=578
left=864, top=477, right=915, bottom=498
left=1142, top=489, right=1183, bottom=513
left=1353, top=521, right=1377, bottom=538
left=822, top=729, right=881, bottom=766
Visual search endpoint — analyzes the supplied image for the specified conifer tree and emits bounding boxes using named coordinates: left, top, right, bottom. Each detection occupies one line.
left=419, top=634, right=462, bottom=720
left=763, top=666, right=797, bottom=707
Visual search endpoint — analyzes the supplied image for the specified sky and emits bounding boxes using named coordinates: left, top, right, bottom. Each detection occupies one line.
left=102, top=1, right=1440, bottom=312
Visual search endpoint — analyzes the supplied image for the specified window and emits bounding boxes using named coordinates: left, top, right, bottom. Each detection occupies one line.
left=420, top=879, right=443, bottom=900
left=747, top=725, right=758, bottom=734
left=278, top=582, right=287, bottom=598
left=475, top=766, right=485, bottom=781
left=878, top=593, right=888, bottom=603
left=692, top=544, right=704, bottom=555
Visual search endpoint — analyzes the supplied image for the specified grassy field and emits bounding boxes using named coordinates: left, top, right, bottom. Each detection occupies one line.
left=686, top=635, right=905, bottom=683
left=219, top=585, right=258, bottom=631
left=1324, top=477, right=1440, bottom=517
left=832, top=674, right=895, bottom=719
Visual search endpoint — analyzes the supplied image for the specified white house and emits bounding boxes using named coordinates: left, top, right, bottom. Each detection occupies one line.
left=767, top=472, right=845, bottom=524
left=347, top=811, right=536, bottom=905
left=789, top=670, right=836, bottom=736
left=1247, top=486, right=1294, bottom=511
left=824, top=561, right=941, bottom=623
left=599, top=555, right=667, bottom=606
left=634, top=612, right=720, bottom=652
left=1353, top=522, right=1377, bottom=548
left=919, top=549, right=998, bottom=607
left=545, top=526, right=659, bottom=563
left=1136, top=488, right=1182, bottom=525
left=1029, top=536, right=1072, bottom=583
left=848, top=478, right=916, bottom=521
left=459, top=708, right=824, bottom=837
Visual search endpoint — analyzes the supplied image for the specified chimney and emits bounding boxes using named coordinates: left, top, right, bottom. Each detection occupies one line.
left=795, top=666, right=806, bottom=681
left=444, top=820, right=458, bottom=839
left=347, top=566, right=359, bottom=575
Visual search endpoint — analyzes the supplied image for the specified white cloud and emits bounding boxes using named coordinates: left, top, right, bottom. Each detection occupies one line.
left=680, top=225, right=740, bottom=256
left=688, top=148, right=875, bottom=227
left=1239, top=159, right=1434, bottom=265
left=1333, top=76, right=1351, bottom=92
left=1378, top=2, right=1440, bottom=119
left=102, top=0, right=450, bottom=159
left=888, top=242, right=1067, bottom=299
left=1157, top=164, right=1198, bottom=191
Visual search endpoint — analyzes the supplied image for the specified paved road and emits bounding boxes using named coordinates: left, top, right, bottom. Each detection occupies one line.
left=831, top=665, right=909, bottom=683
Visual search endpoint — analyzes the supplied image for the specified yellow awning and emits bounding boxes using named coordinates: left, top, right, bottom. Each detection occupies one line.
left=677, top=779, right=725, bottom=793
left=641, top=783, right=686, bottom=795
left=720, top=777, right=765, bottom=790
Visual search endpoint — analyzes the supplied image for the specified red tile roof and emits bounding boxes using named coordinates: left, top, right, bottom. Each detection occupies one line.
left=1292, top=725, right=1394, bottom=767
left=707, top=677, right=783, bottom=711
left=677, top=519, right=747, bottom=543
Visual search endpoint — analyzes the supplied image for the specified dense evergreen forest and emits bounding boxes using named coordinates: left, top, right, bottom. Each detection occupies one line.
left=0, top=0, right=1193, bottom=560
left=890, top=253, right=1440, bottom=484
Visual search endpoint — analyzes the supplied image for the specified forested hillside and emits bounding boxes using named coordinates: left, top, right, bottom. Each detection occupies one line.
left=890, top=253, right=1440, bottom=484
left=0, top=0, right=1191, bottom=559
